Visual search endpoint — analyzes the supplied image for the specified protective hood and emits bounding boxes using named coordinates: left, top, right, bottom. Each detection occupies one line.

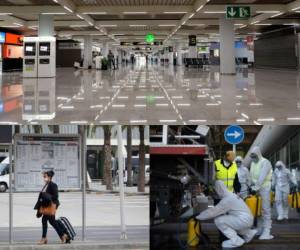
left=214, top=180, right=231, bottom=199
left=250, top=146, right=263, bottom=160
left=275, top=160, right=286, bottom=170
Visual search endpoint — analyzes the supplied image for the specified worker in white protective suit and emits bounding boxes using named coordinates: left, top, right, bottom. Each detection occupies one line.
left=196, top=181, right=256, bottom=248
left=249, top=146, right=273, bottom=240
left=235, top=156, right=251, bottom=199
left=272, top=161, right=297, bottom=221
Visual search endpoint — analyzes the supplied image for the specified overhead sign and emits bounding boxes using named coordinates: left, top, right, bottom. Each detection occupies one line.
left=188, top=35, right=197, bottom=46
left=145, top=33, right=155, bottom=43
left=14, top=134, right=81, bottom=191
left=226, top=6, right=251, bottom=19
left=224, top=125, right=244, bottom=145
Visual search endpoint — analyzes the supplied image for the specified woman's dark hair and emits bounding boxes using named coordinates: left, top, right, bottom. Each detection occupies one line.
left=44, top=170, right=55, bottom=178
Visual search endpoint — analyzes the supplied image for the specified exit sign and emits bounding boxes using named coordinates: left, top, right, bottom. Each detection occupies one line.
left=226, top=6, right=250, bottom=19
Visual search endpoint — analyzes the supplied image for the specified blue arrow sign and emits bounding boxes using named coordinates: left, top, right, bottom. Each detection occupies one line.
left=224, top=125, right=244, bottom=145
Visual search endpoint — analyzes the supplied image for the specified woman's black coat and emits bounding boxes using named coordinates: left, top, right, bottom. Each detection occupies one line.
left=34, top=181, right=60, bottom=210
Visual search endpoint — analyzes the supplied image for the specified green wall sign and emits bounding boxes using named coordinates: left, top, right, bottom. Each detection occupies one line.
left=226, top=6, right=250, bottom=19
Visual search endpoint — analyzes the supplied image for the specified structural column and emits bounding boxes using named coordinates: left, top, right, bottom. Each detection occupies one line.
left=102, top=42, right=109, bottom=58
left=38, top=14, right=54, bottom=37
left=83, top=36, right=93, bottom=69
left=167, top=47, right=174, bottom=66
left=175, top=43, right=183, bottom=66
left=219, top=18, right=235, bottom=74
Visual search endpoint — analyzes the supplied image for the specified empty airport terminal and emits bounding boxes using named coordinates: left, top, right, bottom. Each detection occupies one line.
left=0, top=0, right=300, bottom=124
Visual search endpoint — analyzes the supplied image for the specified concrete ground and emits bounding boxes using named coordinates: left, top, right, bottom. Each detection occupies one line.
left=88, top=182, right=149, bottom=195
left=0, top=192, right=149, bottom=227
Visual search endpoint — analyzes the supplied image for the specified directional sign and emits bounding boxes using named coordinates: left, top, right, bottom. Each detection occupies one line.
left=224, top=125, right=244, bottom=145
left=226, top=6, right=251, bottom=19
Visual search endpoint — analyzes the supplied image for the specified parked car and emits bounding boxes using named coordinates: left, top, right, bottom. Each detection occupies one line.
left=0, top=162, right=9, bottom=192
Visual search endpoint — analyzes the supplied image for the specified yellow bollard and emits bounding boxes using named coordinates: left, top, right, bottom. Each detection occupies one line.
left=187, top=217, right=200, bottom=247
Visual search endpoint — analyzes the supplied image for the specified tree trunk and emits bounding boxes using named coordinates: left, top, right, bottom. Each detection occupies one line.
left=138, top=125, right=145, bottom=193
left=126, top=126, right=133, bottom=187
left=103, top=126, right=113, bottom=190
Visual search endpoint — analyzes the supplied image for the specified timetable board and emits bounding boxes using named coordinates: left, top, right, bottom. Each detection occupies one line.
left=14, top=134, right=81, bottom=191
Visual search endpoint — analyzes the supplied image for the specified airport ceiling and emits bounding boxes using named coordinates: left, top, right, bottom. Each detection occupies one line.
left=1, top=0, right=300, bottom=45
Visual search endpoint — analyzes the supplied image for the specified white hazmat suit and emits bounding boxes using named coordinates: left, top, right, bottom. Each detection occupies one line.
left=249, top=146, right=273, bottom=240
left=196, top=181, right=256, bottom=248
left=272, top=161, right=296, bottom=220
left=235, top=156, right=251, bottom=199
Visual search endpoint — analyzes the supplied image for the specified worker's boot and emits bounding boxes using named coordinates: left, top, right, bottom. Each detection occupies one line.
left=242, top=229, right=257, bottom=243
left=222, top=236, right=244, bottom=248
left=258, top=229, right=274, bottom=240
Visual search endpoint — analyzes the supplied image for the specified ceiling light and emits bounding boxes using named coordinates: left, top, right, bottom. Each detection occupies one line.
left=158, top=24, right=176, bottom=27
left=87, top=21, right=93, bottom=26
left=196, top=5, right=204, bottom=12
left=63, top=5, right=73, bottom=13
left=189, top=13, right=195, bottom=18
left=271, top=12, right=283, bottom=18
left=1, top=25, right=20, bottom=28
left=163, top=11, right=187, bottom=14
left=42, top=12, right=66, bottom=15
left=254, top=23, right=272, bottom=26
left=129, top=24, right=147, bottom=27
left=52, top=0, right=58, bottom=3
left=251, top=21, right=259, bottom=24
left=204, top=11, right=226, bottom=14
left=82, top=12, right=107, bottom=15
left=256, top=10, right=280, bottom=13
left=292, top=6, right=300, bottom=11
left=101, top=24, right=117, bottom=27
left=123, top=12, right=147, bottom=14
left=0, top=13, right=12, bottom=15
left=76, top=14, right=84, bottom=19
left=70, top=24, right=89, bottom=27
left=13, top=22, right=23, bottom=26
left=283, top=23, right=299, bottom=25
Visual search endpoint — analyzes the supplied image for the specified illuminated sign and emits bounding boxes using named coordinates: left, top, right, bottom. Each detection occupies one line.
left=0, top=32, right=5, bottom=43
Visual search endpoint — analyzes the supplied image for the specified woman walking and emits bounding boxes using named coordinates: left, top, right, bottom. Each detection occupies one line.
left=34, top=170, right=69, bottom=244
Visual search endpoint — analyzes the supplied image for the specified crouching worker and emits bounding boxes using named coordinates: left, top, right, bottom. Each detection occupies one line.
left=196, top=181, right=257, bottom=248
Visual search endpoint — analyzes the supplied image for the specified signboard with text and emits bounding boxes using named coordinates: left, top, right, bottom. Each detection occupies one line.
left=14, top=134, right=81, bottom=191
left=226, top=6, right=251, bottom=19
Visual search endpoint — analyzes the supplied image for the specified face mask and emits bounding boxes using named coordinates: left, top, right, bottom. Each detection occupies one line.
left=251, top=155, right=259, bottom=163
left=236, top=161, right=242, bottom=167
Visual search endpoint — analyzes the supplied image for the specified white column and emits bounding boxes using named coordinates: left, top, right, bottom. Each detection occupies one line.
left=176, top=43, right=183, bottom=66
left=38, top=14, right=54, bottom=37
left=83, top=36, right=93, bottom=69
left=188, top=46, right=197, bottom=58
left=102, top=42, right=108, bottom=58
left=168, top=47, right=174, bottom=66
left=219, top=18, right=235, bottom=74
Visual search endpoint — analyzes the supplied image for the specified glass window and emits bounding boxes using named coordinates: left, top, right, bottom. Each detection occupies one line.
left=290, top=133, right=299, bottom=164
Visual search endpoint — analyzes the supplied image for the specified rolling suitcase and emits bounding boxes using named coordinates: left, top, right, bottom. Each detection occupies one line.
left=57, top=217, right=76, bottom=243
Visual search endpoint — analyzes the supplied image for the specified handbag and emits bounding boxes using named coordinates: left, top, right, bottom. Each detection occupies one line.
left=39, top=202, right=57, bottom=216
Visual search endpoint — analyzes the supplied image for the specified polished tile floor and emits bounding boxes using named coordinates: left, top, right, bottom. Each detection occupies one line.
left=0, top=63, right=300, bottom=125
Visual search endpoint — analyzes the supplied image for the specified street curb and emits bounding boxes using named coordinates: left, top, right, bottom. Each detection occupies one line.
left=87, top=190, right=149, bottom=196
left=0, top=242, right=149, bottom=250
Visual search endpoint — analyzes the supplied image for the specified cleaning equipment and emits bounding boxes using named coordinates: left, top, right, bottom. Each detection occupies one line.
left=270, top=191, right=275, bottom=206
left=187, top=217, right=200, bottom=247
left=177, top=216, right=210, bottom=249
left=288, top=192, right=300, bottom=208
left=245, top=195, right=262, bottom=217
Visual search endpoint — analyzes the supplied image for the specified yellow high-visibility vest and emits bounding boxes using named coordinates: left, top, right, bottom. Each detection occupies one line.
left=215, top=159, right=238, bottom=192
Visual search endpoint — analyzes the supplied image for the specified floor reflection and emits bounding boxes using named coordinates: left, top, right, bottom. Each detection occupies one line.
left=0, top=64, right=299, bottom=124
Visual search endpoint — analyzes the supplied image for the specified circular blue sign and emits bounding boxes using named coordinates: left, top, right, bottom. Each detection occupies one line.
left=224, top=125, right=244, bottom=145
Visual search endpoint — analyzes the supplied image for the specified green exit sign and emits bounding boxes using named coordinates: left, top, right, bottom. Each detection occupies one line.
left=226, top=6, right=250, bottom=19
